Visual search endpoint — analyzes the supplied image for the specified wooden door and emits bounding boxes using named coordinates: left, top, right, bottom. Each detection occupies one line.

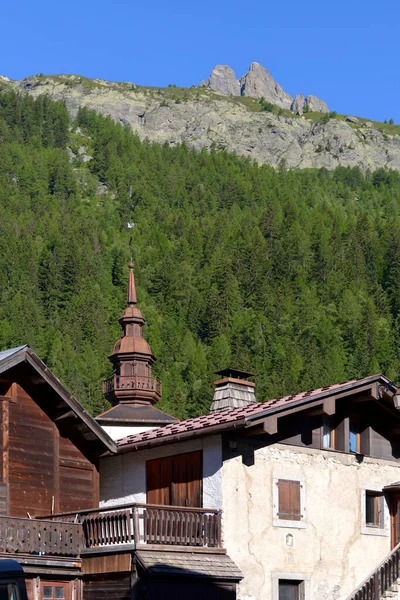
left=146, top=451, right=202, bottom=507
left=390, top=495, right=400, bottom=549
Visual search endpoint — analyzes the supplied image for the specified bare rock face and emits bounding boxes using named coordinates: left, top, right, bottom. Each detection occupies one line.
left=291, top=94, right=306, bottom=113
left=205, top=65, right=240, bottom=97
left=5, top=73, right=400, bottom=173
left=306, top=95, right=329, bottom=113
left=239, top=62, right=293, bottom=109
left=291, top=94, right=329, bottom=114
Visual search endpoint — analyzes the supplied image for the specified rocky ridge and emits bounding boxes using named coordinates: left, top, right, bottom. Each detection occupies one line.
left=202, top=62, right=329, bottom=113
left=2, top=73, right=400, bottom=172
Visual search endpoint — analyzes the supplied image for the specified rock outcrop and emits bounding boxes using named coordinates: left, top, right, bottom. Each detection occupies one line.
left=2, top=74, right=399, bottom=173
left=204, top=65, right=240, bottom=97
left=203, top=62, right=328, bottom=113
left=306, top=95, right=329, bottom=113
left=291, top=93, right=329, bottom=114
left=239, top=62, right=293, bottom=109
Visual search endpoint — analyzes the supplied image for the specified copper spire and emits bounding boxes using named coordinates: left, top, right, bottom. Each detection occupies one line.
left=103, top=261, right=162, bottom=406
left=127, top=262, right=137, bottom=305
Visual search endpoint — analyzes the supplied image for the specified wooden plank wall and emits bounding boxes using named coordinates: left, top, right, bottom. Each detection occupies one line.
left=83, top=575, right=132, bottom=600
left=3, top=383, right=99, bottom=517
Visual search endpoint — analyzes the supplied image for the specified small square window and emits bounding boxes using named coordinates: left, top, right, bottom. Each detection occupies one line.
left=43, top=587, right=53, bottom=599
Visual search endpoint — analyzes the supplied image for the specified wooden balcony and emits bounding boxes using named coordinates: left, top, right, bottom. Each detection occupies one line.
left=103, top=375, right=162, bottom=401
left=38, top=503, right=222, bottom=553
left=0, top=515, right=82, bottom=556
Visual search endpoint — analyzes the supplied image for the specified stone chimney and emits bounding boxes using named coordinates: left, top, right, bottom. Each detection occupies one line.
left=210, top=368, right=256, bottom=413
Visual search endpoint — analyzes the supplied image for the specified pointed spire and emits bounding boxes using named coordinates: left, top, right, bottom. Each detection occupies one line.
left=127, top=262, right=137, bottom=305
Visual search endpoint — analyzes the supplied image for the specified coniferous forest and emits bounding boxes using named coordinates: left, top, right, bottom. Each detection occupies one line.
left=1, top=89, right=400, bottom=418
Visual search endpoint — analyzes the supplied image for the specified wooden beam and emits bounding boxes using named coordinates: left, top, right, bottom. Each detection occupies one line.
left=323, top=397, right=336, bottom=415
left=263, top=415, right=278, bottom=435
left=54, top=410, right=77, bottom=422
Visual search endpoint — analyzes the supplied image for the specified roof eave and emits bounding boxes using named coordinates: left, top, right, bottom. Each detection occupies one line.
left=0, top=346, right=117, bottom=455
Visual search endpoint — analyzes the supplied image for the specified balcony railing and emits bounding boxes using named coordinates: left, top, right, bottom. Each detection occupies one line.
left=39, top=503, right=222, bottom=551
left=0, top=515, right=82, bottom=556
left=103, top=375, right=162, bottom=397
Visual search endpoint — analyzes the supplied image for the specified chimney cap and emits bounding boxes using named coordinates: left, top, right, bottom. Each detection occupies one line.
left=215, top=368, right=254, bottom=381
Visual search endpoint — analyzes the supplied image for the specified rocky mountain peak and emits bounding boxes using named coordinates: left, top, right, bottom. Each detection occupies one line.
left=203, top=64, right=240, bottom=97
left=239, top=62, right=293, bottom=109
left=202, top=62, right=328, bottom=113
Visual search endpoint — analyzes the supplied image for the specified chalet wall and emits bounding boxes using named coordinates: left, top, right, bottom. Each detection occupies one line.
left=222, top=443, right=400, bottom=600
left=100, top=435, right=222, bottom=508
left=5, top=384, right=98, bottom=517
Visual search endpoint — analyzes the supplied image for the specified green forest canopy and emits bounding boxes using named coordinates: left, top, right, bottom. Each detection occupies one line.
left=1, top=89, right=400, bottom=418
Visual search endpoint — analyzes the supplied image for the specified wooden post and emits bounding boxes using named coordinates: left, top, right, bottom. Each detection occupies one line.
left=132, top=506, right=139, bottom=544
left=373, top=571, right=379, bottom=599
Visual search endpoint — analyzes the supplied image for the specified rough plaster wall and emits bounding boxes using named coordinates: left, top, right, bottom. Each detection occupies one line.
left=222, top=443, right=400, bottom=600
left=100, top=435, right=222, bottom=508
left=100, top=424, right=156, bottom=441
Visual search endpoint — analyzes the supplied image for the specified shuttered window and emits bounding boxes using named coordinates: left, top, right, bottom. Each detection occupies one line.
left=146, top=451, right=202, bottom=507
left=277, top=479, right=301, bottom=521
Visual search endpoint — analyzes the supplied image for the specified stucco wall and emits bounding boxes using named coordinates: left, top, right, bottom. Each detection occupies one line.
left=222, top=443, right=400, bottom=600
left=100, top=435, right=222, bottom=508
left=100, top=424, right=156, bottom=441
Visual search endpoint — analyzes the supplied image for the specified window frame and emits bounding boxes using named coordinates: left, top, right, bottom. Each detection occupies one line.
left=272, top=573, right=309, bottom=600
left=273, top=476, right=306, bottom=529
left=360, top=486, right=389, bottom=537
left=321, top=416, right=335, bottom=449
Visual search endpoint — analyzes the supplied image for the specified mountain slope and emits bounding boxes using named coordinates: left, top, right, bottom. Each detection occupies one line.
left=2, top=74, right=400, bottom=172
left=2, top=89, right=400, bottom=420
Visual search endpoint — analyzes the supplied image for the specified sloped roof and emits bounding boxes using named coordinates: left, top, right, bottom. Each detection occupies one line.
left=136, top=550, right=243, bottom=580
left=0, top=345, right=117, bottom=457
left=96, top=403, right=177, bottom=424
left=118, top=374, right=391, bottom=451
left=0, top=345, right=27, bottom=360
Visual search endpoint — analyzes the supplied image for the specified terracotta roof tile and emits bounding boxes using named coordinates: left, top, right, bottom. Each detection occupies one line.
left=117, top=375, right=387, bottom=450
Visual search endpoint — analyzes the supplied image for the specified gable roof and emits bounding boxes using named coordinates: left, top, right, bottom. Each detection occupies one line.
left=117, top=374, right=395, bottom=452
left=0, top=345, right=117, bottom=458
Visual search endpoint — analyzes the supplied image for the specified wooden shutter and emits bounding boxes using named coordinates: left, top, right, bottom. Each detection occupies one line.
left=360, top=425, right=371, bottom=456
left=146, top=451, right=202, bottom=507
left=335, top=417, right=349, bottom=452
left=146, top=456, right=173, bottom=505
left=278, top=479, right=301, bottom=521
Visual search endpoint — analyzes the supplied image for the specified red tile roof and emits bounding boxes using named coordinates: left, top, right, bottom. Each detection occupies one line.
left=117, top=374, right=389, bottom=451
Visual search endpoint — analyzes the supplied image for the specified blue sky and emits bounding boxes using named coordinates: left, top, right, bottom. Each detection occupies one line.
left=2, top=0, right=400, bottom=122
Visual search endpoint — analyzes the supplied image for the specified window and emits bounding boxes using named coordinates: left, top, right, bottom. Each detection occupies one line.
left=366, top=492, right=379, bottom=527
left=361, top=488, right=388, bottom=536
left=273, top=477, right=306, bottom=528
left=349, top=419, right=360, bottom=453
left=273, top=574, right=309, bottom=600
left=278, top=480, right=301, bottom=521
left=40, top=583, right=69, bottom=600
left=279, top=580, right=305, bottom=600
left=322, top=416, right=335, bottom=449
left=279, top=580, right=302, bottom=600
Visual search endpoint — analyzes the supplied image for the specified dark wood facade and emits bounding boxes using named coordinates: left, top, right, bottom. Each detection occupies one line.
left=225, top=393, right=400, bottom=464
left=0, top=382, right=99, bottom=518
